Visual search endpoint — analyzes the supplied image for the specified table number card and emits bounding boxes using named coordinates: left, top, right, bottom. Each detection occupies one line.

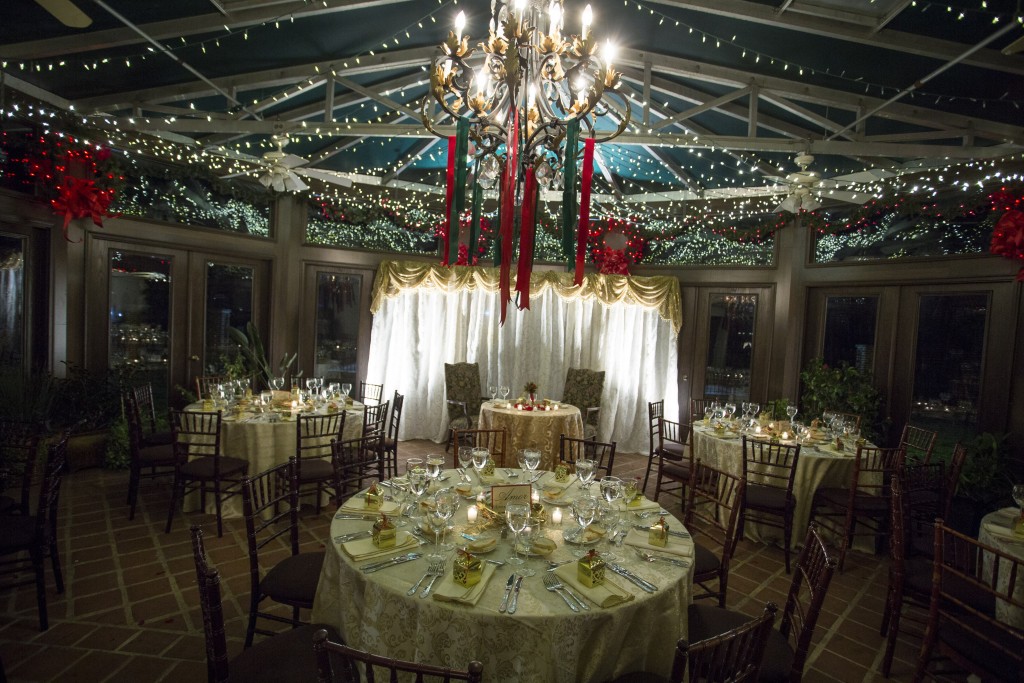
left=490, top=484, right=532, bottom=512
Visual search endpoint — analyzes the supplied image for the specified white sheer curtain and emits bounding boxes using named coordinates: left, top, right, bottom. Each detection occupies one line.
left=367, top=282, right=679, bottom=454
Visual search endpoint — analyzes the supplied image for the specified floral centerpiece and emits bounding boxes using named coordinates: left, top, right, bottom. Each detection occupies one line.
left=523, top=381, right=538, bottom=404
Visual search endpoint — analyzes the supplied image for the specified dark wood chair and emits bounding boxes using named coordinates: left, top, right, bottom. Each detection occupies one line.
left=610, top=603, right=778, bottom=683
left=312, top=628, right=484, bottom=683
left=0, top=420, right=42, bottom=516
left=382, top=391, right=404, bottom=478
left=899, top=424, right=937, bottom=464
left=294, top=412, right=346, bottom=514
left=739, top=436, right=802, bottom=572
left=827, top=410, right=862, bottom=432
left=331, top=433, right=386, bottom=503
left=0, top=430, right=70, bottom=631
left=902, top=461, right=947, bottom=557
left=190, top=525, right=335, bottom=683
left=444, top=362, right=485, bottom=452
left=941, top=442, right=967, bottom=520
left=685, top=460, right=745, bottom=608
left=124, top=394, right=176, bottom=520
left=241, top=458, right=325, bottom=647
left=196, top=375, right=227, bottom=402
left=689, top=397, right=714, bottom=425
left=562, top=367, right=604, bottom=440
left=165, top=410, right=249, bottom=537
left=130, top=383, right=174, bottom=447
left=808, top=445, right=905, bottom=571
left=653, top=417, right=691, bottom=511
left=644, top=400, right=664, bottom=492
left=558, top=435, right=617, bottom=477
left=452, top=428, right=509, bottom=469
left=913, top=521, right=1024, bottom=682
left=880, top=472, right=932, bottom=678
left=686, top=524, right=838, bottom=683
left=361, top=399, right=389, bottom=439
left=358, top=381, right=384, bottom=406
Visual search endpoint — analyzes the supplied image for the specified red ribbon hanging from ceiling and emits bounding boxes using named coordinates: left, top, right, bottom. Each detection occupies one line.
left=498, top=106, right=519, bottom=325
left=515, top=166, right=538, bottom=310
left=574, top=138, right=596, bottom=285
left=442, top=135, right=457, bottom=265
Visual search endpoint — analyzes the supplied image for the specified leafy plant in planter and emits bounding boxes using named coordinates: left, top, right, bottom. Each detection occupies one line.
left=799, top=357, right=884, bottom=441
left=227, top=322, right=300, bottom=390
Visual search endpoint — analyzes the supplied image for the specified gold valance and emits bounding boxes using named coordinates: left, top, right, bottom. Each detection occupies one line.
left=370, top=260, right=682, bottom=334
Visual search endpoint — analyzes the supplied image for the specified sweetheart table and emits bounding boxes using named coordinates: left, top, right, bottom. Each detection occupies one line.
left=478, top=402, right=584, bottom=471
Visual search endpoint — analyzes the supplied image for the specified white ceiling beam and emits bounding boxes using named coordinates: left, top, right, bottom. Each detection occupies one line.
left=650, top=85, right=751, bottom=131
left=333, top=76, right=419, bottom=120
left=641, top=144, right=705, bottom=194
left=871, top=0, right=914, bottom=34
left=380, top=138, right=438, bottom=185
left=0, top=0, right=415, bottom=60
left=644, top=0, right=1024, bottom=76
left=758, top=92, right=859, bottom=140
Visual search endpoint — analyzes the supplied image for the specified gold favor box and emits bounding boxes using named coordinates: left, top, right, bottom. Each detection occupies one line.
left=649, top=518, right=669, bottom=547
left=365, top=484, right=384, bottom=510
left=453, top=551, right=483, bottom=587
left=554, top=464, right=570, bottom=483
left=577, top=549, right=605, bottom=588
left=372, top=516, right=396, bottom=548
left=482, top=460, right=496, bottom=477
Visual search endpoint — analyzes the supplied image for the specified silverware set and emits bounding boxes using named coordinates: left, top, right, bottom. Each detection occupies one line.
left=333, top=530, right=370, bottom=543
left=543, top=574, right=589, bottom=612
left=631, top=524, right=691, bottom=539
left=361, top=552, right=421, bottom=573
left=634, top=548, right=691, bottom=568
left=608, top=564, right=658, bottom=593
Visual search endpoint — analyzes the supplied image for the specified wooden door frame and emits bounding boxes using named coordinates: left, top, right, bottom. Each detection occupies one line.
left=299, top=262, right=375, bottom=388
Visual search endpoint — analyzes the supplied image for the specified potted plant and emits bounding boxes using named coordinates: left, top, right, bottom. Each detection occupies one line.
left=799, top=357, right=884, bottom=441
left=227, top=322, right=299, bottom=390
left=945, top=432, right=1011, bottom=533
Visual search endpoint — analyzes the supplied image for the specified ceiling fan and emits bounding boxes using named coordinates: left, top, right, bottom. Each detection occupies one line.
left=209, top=135, right=353, bottom=193
left=768, top=153, right=869, bottom=212
left=35, top=0, right=92, bottom=28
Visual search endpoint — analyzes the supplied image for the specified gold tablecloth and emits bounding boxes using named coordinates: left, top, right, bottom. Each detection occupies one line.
left=692, top=425, right=866, bottom=550
left=978, top=508, right=1024, bottom=629
left=311, top=469, right=693, bottom=683
left=182, top=402, right=364, bottom=516
left=478, top=402, right=584, bottom=470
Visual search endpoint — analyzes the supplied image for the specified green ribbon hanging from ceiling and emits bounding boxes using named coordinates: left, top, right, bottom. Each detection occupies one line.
left=468, top=160, right=483, bottom=265
left=561, top=119, right=580, bottom=269
left=447, top=118, right=470, bottom=266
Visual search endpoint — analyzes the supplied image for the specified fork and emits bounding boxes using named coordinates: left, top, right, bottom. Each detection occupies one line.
left=634, top=548, right=691, bottom=568
left=546, top=574, right=589, bottom=611
left=543, top=574, right=578, bottom=612
left=407, top=565, right=433, bottom=596
left=419, top=557, right=445, bottom=598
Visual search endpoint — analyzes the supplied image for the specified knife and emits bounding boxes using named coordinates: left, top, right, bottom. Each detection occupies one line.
left=631, top=524, right=691, bottom=539
left=508, top=575, right=525, bottom=614
left=333, top=530, right=370, bottom=543
left=362, top=553, right=421, bottom=573
left=498, top=574, right=516, bottom=613
left=609, top=564, right=658, bottom=593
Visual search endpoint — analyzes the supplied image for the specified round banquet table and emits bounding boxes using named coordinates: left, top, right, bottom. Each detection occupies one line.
left=478, top=402, right=584, bottom=471
left=183, top=401, right=364, bottom=516
left=978, top=507, right=1024, bottom=628
left=692, top=423, right=876, bottom=550
left=311, top=468, right=693, bottom=683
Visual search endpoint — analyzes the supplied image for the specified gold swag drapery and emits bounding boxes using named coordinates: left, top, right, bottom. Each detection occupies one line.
left=370, top=260, right=682, bottom=334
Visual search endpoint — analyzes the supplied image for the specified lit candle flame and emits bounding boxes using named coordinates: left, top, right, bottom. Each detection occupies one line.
left=455, top=10, right=466, bottom=41
left=582, top=4, right=592, bottom=38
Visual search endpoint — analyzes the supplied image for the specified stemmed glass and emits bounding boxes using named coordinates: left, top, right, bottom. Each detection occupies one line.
left=259, top=390, right=273, bottom=415
left=471, top=447, right=489, bottom=480
left=576, top=458, right=597, bottom=492
left=598, top=502, right=621, bottom=561
left=457, top=446, right=474, bottom=476
left=341, top=382, right=353, bottom=399
left=406, top=459, right=429, bottom=522
left=1012, top=485, right=1024, bottom=519
left=499, top=385, right=509, bottom=401
left=600, top=476, right=623, bottom=506
left=425, top=454, right=445, bottom=488
left=786, top=404, right=798, bottom=425
left=569, top=494, right=599, bottom=557
left=749, top=402, right=760, bottom=422
left=271, top=376, right=284, bottom=391
left=434, top=488, right=458, bottom=551
left=522, top=449, right=541, bottom=477
left=724, top=402, right=737, bottom=423
left=506, top=503, right=532, bottom=573
left=488, top=384, right=498, bottom=401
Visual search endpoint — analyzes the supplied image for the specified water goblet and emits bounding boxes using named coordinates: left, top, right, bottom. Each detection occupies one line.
left=259, top=390, right=273, bottom=414
left=271, top=376, right=284, bottom=391
left=786, top=404, right=798, bottom=424
left=522, top=449, right=541, bottom=474
left=406, top=458, right=429, bottom=521
left=340, top=382, right=352, bottom=399
left=488, top=384, right=498, bottom=401
left=600, top=476, right=623, bottom=505
left=457, top=446, right=474, bottom=473
left=749, top=403, right=760, bottom=421
left=506, top=503, right=532, bottom=571
left=434, top=488, right=458, bottom=550
left=724, top=402, right=737, bottom=421
left=305, top=378, right=316, bottom=393
left=499, top=385, right=509, bottom=401
left=575, top=458, right=597, bottom=492
left=598, top=502, right=621, bottom=561
left=425, top=454, right=445, bottom=486
left=471, top=447, right=489, bottom=479
left=516, top=449, right=527, bottom=470
left=569, top=494, right=599, bottom=558
left=1013, top=484, right=1024, bottom=518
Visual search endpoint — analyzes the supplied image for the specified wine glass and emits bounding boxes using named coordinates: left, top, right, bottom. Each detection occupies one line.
left=786, top=404, right=798, bottom=424
left=341, top=382, right=352, bottom=399
left=575, top=458, right=597, bottom=492
left=598, top=502, right=621, bottom=561
left=724, top=402, right=736, bottom=421
left=506, top=503, right=531, bottom=572
left=488, top=384, right=498, bottom=401
left=259, top=390, right=273, bottom=414
left=471, top=447, right=489, bottom=479
left=406, top=458, right=429, bottom=521
left=434, top=488, right=458, bottom=550
left=1012, top=484, right=1024, bottom=518
left=305, top=378, right=316, bottom=393
left=600, top=476, right=623, bottom=506
left=569, top=494, right=599, bottom=557
left=499, top=385, right=509, bottom=401
left=522, top=449, right=541, bottom=475
left=271, top=376, right=284, bottom=391
left=457, top=446, right=474, bottom=473
left=425, top=454, right=445, bottom=486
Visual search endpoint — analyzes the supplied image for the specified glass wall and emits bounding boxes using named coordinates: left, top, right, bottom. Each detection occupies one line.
left=109, top=251, right=171, bottom=403
left=823, top=296, right=879, bottom=373
left=0, top=234, right=25, bottom=370
left=910, top=293, right=989, bottom=445
left=705, top=293, right=757, bottom=402
left=314, top=272, right=361, bottom=385
left=204, top=263, right=254, bottom=374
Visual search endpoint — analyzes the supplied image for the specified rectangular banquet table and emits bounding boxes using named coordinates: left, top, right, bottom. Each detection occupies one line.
left=311, top=469, right=693, bottom=683
left=478, top=401, right=584, bottom=471
left=183, top=401, right=364, bottom=516
left=692, top=423, right=876, bottom=550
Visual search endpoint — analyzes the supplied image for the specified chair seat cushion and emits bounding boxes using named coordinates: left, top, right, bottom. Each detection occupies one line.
left=746, top=483, right=795, bottom=511
left=141, top=430, right=174, bottom=447
left=659, top=460, right=691, bottom=481
left=658, top=441, right=687, bottom=460
left=139, top=443, right=176, bottom=466
left=261, top=552, right=325, bottom=604
left=227, top=623, right=339, bottom=683
left=693, top=541, right=721, bottom=577
left=687, top=603, right=795, bottom=683
left=297, top=458, right=333, bottom=483
left=583, top=424, right=598, bottom=440
left=181, top=456, right=248, bottom=479
left=0, top=515, right=36, bottom=553
left=383, top=436, right=397, bottom=451
left=814, top=488, right=889, bottom=514
left=450, top=416, right=476, bottom=430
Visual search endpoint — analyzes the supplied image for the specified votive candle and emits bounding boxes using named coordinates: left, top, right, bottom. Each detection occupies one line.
left=532, top=490, right=540, bottom=504
left=551, top=508, right=562, bottom=525
left=467, top=505, right=479, bottom=523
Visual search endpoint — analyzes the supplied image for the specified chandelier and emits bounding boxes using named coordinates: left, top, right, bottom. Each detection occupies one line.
left=423, top=1, right=631, bottom=322
left=423, top=0, right=629, bottom=192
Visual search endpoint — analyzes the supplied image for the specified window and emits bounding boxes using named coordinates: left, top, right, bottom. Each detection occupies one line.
left=204, top=263, right=254, bottom=373
left=314, top=273, right=361, bottom=384
left=109, top=251, right=171, bottom=401
left=705, top=294, right=757, bottom=402
left=823, top=296, right=878, bottom=372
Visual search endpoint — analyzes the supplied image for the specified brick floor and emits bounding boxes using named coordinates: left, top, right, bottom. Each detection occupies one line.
left=0, top=440, right=929, bottom=682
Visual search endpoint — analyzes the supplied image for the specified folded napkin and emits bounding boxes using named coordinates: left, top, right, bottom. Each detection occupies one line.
left=617, top=496, right=661, bottom=513
left=432, top=563, right=497, bottom=605
left=623, top=528, right=694, bottom=558
left=341, top=532, right=417, bottom=561
left=554, top=564, right=634, bottom=608
left=339, top=499, right=401, bottom=516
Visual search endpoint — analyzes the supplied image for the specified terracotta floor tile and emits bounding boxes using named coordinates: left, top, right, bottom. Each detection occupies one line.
left=74, top=625, right=140, bottom=652
left=130, top=594, right=183, bottom=626
left=72, top=590, right=125, bottom=619
left=32, top=621, right=95, bottom=647
left=8, top=644, right=85, bottom=681
left=59, top=650, right=132, bottom=683
left=117, top=630, right=177, bottom=656
left=164, top=658, right=208, bottom=680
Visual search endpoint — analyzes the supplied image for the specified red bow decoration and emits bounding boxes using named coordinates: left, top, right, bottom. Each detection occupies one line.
left=594, top=247, right=631, bottom=276
left=990, top=209, right=1024, bottom=281
left=454, top=243, right=477, bottom=266
left=50, top=177, right=118, bottom=241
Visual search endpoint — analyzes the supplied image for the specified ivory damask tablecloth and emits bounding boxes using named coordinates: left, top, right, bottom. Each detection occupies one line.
left=478, top=402, right=584, bottom=470
left=978, top=508, right=1024, bottom=628
left=311, top=469, right=693, bottom=682
left=183, top=402, right=364, bottom=516
left=692, top=425, right=864, bottom=550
